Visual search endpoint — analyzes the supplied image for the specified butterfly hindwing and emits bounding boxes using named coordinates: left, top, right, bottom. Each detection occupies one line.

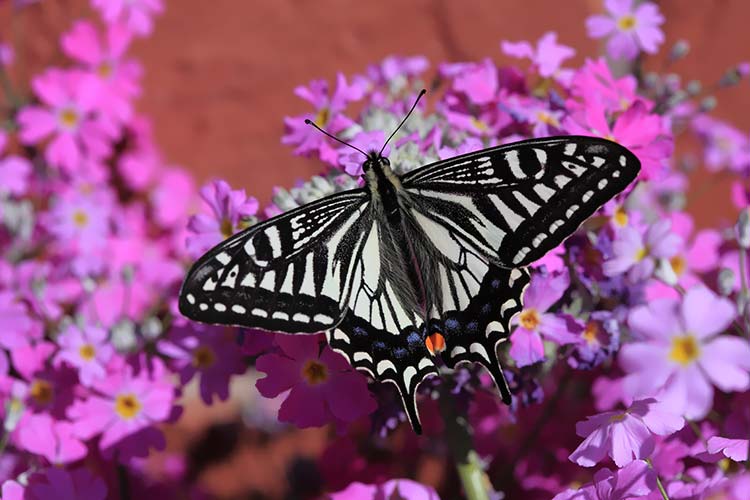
left=403, top=136, right=641, bottom=268
left=179, top=190, right=370, bottom=333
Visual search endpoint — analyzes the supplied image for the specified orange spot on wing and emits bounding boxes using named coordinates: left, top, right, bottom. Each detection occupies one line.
left=425, top=332, right=446, bottom=355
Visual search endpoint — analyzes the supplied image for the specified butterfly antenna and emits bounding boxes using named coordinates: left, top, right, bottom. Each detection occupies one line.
left=304, top=119, right=368, bottom=158
left=379, top=88, right=426, bottom=157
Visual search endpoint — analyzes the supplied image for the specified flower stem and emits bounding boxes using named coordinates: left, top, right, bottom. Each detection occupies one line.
left=646, top=459, right=671, bottom=500
left=437, top=383, right=490, bottom=500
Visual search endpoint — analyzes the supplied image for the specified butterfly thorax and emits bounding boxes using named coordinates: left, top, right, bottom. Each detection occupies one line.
left=363, top=153, right=403, bottom=220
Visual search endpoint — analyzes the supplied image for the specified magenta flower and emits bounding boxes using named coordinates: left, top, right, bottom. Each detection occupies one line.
left=0, top=291, right=36, bottom=350
left=552, top=460, right=656, bottom=500
left=19, top=467, right=107, bottom=500
left=509, top=270, right=583, bottom=367
left=366, top=55, right=429, bottom=84
left=61, top=21, right=142, bottom=124
left=338, top=130, right=388, bottom=176
left=501, top=31, right=575, bottom=84
left=15, top=413, right=87, bottom=464
left=68, top=359, right=174, bottom=453
left=707, top=436, right=748, bottom=462
left=282, top=74, right=365, bottom=164
left=569, top=398, right=684, bottom=467
left=0, top=132, right=32, bottom=197
left=150, top=167, right=195, bottom=228
left=330, top=479, right=440, bottom=500
left=158, top=323, right=246, bottom=404
left=621, top=287, right=750, bottom=419
left=569, top=58, right=644, bottom=112
left=564, top=100, right=672, bottom=179
left=54, top=323, right=113, bottom=386
left=451, top=58, right=499, bottom=105
left=603, top=220, right=681, bottom=282
left=255, top=334, right=377, bottom=429
left=586, top=0, right=665, bottom=61
left=186, top=179, right=259, bottom=257
left=91, top=0, right=164, bottom=37
left=692, top=115, right=750, bottom=173
left=17, top=69, right=113, bottom=173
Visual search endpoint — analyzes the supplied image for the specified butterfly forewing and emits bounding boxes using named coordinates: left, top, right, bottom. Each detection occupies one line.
left=403, top=136, right=641, bottom=267
left=179, top=190, right=370, bottom=333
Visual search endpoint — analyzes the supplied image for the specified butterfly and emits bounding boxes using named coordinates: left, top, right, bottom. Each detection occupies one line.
left=179, top=92, right=640, bottom=433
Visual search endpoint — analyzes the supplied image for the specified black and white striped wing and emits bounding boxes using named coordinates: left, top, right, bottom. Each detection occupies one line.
left=402, top=136, right=641, bottom=268
left=326, top=220, right=438, bottom=433
left=179, top=190, right=370, bottom=333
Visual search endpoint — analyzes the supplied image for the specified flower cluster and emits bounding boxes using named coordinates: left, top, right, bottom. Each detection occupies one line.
left=1, top=0, right=749, bottom=498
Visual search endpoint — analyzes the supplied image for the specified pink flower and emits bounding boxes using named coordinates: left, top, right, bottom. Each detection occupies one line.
left=706, top=436, right=748, bottom=462
left=552, top=460, right=656, bottom=500
left=603, top=220, right=681, bottom=282
left=158, top=323, right=246, bottom=404
left=282, top=74, right=365, bottom=164
left=621, top=287, right=750, bottom=419
left=509, top=270, right=582, bottom=367
left=68, top=359, right=174, bottom=454
left=338, top=130, right=388, bottom=176
left=564, top=100, right=672, bottom=179
left=330, top=479, right=440, bottom=500
left=150, top=167, right=195, bottom=228
left=255, top=334, right=377, bottom=429
left=186, top=179, right=259, bottom=257
left=14, top=413, right=87, bottom=464
left=501, top=31, right=575, bottom=85
left=692, top=115, right=750, bottom=173
left=61, top=21, right=142, bottom=124
left=18, top=467, right=107, bottom=500
left=0, top=291, right=36, bottom=350
left=569, top=58, right=645, bottom=112
left=569, top=398, right=684, bottom=467
left=17, top=69, right=113, bottom=173
left=586, top=0, right=665, bottom=61
left=451, top=59, right=499, bottom=105
left=0, top=132, right=32, bottom=197
left=91, top=0, right=164, bottom=37
left=54, top=323, right=113, bottom=386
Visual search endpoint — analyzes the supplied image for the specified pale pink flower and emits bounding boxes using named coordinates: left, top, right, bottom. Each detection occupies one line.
left=501, top=31, right=575, bottom=85
left=91, top=0, right=164, bottom=36
left=54, top=323, right=113, bottom=386
left=586, top=0, right=665, bottom=60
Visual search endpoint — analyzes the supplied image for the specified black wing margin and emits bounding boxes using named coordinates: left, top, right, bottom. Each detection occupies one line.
left=179, top=189, right=370, bottom=334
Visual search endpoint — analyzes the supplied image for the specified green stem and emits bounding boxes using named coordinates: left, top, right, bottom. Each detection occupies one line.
left=646, top=459, right=671, bottom=500
left=437, top=383, right=490, bottom=500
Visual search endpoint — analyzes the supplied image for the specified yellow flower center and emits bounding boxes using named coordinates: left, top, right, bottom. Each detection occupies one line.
left=613, top=206, right=628, bottom=227
left=220, top=218, right=234, bottom=238
left=79, top=343, right=96, bottom=361
left=192, top=345, right=216, bottom=369
left=115, top=393, right=142, bottom=420
left=59, top=108, right=79, bottom=129
left=519, top=308, right=541, bottom=330
left=582, top=321, right=601, bottom=345
left=30, top=379, right=54, bottom=405
left=72, top=209, right=89, bottom=228
left=617, top=14, right=637, bottom=31
left=97, top=61, right=114, bottom=79
left=301, top=359, right=328, bottom=385
left=604, top=133, right=618, bottom=143
left=670, top=255, right=687, bottom=277
left=471, top=117, right=488, bottom=132
left=536, top=111, right=560, bottom=127
left=314, top=107, right=330, bottom=126
left=608, top=412, right=627, bottom=423
left=635, top=245, right=649, bottom=262
left=669, top=335, right=701, bottom=366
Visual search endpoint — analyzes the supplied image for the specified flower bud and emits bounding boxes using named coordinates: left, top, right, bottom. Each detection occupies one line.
left=655, top=258, right=678, bottom=286
left=699, top=96, right=717, bottom=112
left=669, top=40, right=690, bottom=62
left=685, top=80, right=702, bottom=96
left=718, top=267, right=735, bottom=296
left=735, top=208, right=750, bottom=249
left=112, top=319, right=138, bottom=352
left=141, top=316, right=163, bottom=340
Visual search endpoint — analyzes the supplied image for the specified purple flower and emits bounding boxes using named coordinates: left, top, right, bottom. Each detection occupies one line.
left=91, top=0, right=164, bottom=37
left=451, top=59, right=499, bottom=105
left=569, top=58, right=644, bottom=112
left=552, top=460, right=656, bottom=500
left=621, top=287, right=750, bottom=419
left=14, top=413, right=87, bottom=464
left=338, top=130, right=388, bottom=176
left=367, top=55, right=429, bottom=84
left=586, top=0, right=665, bottom=61
left=68, top=359, right=174, bottom=455
left=54, top=323, right=113, bottom=386
left=18, top=69, right=113, bottom=173
left=501, top=31, right=575, bottom=84
left=330, top=479, right=440, bottom=500
left=186, top=179, right=259, bottom=257
left=61, top=21, right=142, bottom=124
left=0, top=132, right=32, bottom=197
left=568, top=311, right=620, bottom=370
left=282, top=74, right=365, bottom=164
left=603, top=220, right=681, bottom=282
left=707, top=436, right=748, bottom=462
left=569, top=398, right=684, bottom=467
left=158, top=323, right=246, bottom=404
left=15, top=466, right=107, bottom=500
left=509, top=270, right=583, bottom=367
left=255, top=334, right=377, bottom=429
left=0, top=291, right=36, bottom=350
left=692, top=115, right=750, bottom=173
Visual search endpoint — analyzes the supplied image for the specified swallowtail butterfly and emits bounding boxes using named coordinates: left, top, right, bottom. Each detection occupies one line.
left=179, top=91, right=640, bottom=433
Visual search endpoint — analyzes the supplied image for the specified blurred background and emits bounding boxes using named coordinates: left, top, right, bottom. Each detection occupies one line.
left=2, top=1, right=748, bottom=498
